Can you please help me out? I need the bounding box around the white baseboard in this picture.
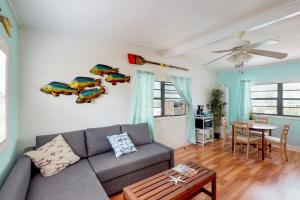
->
[287,144,300,152]
[172,141,190,149]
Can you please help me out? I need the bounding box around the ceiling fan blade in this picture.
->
[204,52,233,66]
[211,49,233,53]
[248,49,288,59]
[251,39,279,49]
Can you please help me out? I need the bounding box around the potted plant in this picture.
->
[206,88,227,139]
[248,111,254,126]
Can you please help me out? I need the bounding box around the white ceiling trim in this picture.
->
[162,0,300,57]
[7,0,21,26]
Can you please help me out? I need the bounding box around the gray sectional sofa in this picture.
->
[0,123,174,200]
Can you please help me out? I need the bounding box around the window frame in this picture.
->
[251,82,300,117]
[0,37,8,147]
[154,81,186,118]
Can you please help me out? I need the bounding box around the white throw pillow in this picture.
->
[106,132,137,158]
[24,135,80,177]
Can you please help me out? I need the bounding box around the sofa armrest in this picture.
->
[23,146,35,153]
[23,147,40,176]
[154,141,174,168]
[0,155,32,200]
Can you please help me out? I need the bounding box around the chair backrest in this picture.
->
[233,121,250,137]
[280,124,290,145]
[221,117,227,134]
[254,117,269,124]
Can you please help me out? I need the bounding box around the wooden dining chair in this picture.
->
[264,124,290,163]
[233,122,261,160]
[222,118,232,148]
[250,117,270,136]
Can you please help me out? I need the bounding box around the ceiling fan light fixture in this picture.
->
[227,52,253,65]
[235,63,245,74]
[227,52,253,74]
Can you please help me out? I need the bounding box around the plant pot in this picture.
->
[248,120,254,127]
[214,132,220,139]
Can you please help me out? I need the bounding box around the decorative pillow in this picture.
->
[24,135,80,177]
[106,132,137,158]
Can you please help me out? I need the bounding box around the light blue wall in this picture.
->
[0,0,19,187]
[218,61,300,147]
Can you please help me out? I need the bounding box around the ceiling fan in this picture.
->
[204,31,288,73]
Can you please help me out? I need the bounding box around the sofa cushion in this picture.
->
[107,132,137,158]
[85,125,121,156]
[88,143,170,182]
[26,159,109,200]
[0,156,32,200]
[121,123,153,146]
[36,130,87,158]
[26,135,80,177]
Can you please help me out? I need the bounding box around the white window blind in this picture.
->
[251,82,300,117]
[0,48,7,143]
[153,81,186,117]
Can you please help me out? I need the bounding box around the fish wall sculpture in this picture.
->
[90,64,119,76]
[41,62,131,103]
[70,76,101,91]
[105,73,130,85]
[40,82,78,97]
[76,87,106,104]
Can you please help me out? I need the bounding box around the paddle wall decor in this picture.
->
[40,64,130,104]
[128,53,189,71]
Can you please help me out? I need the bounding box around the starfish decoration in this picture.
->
[167,175,186,185]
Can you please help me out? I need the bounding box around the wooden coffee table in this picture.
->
[123,162,216,200]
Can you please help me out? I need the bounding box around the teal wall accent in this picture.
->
[218,61,300,147]
[0,0,19,187]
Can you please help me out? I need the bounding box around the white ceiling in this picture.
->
[10,0,300,71]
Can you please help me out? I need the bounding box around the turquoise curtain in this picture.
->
[130,70,154,137]
[171,76,196,144]
[237,80,251,122]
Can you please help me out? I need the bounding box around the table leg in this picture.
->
[232,124,234,154]
[269,130,272,152]
[262,130,265,160]
[212,175,216,200]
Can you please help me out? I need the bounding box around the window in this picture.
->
[154,81,186,117]
[251,82,300,117]
[251,84,278,115]
[0,46,7,143]
[283,83,300,116]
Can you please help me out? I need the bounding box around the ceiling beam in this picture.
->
[162,0,300,57]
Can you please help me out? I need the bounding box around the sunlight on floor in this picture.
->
[245,172,300,200]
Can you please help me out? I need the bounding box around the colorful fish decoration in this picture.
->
[76,87,106,104]
[0,15,12,38]
[70,76,101,91]
[41,63,130,103]
[40,82,78,97]
[90,64,119,76]
[105,73,130,85]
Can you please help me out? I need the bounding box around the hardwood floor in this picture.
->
[111,140,300,200]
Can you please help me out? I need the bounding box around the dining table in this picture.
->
[231,122,278,160]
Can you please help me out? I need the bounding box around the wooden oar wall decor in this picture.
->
[128,53,189,71]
